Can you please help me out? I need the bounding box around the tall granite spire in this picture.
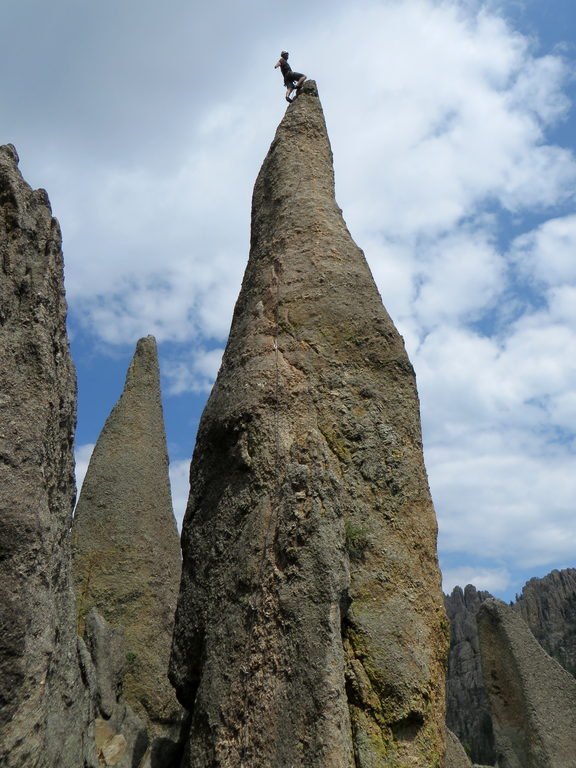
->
[0,145,93,767]
[170,81,447,766]
[72,336,183,754]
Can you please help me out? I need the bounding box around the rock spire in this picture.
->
[170,81,447,766]
[72,335,183,756]
[0,145,93,767]
[477,598,576,768]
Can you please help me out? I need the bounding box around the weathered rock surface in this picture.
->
[445,729,473,768]
[72,336,183,757]
[515,568,576,677]
[477,598,576,768]
[82,608,150,768]
[170,81,447,767]
[0,144,96,767]
[445,586,495,765]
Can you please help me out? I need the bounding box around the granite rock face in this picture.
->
[515,568,576,677]
[0,144,96,767]
[72,336,183,757]
[445,586,495,765]
[477,598,576,768]
[170,81,447,767]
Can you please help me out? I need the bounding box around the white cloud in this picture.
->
[169,458,191,530]
[512,214,576,286]
[4,0,576,599]
[74,443,95,501]
[44,0,573,359]
[442,565,512,595]
[164,347,224,395]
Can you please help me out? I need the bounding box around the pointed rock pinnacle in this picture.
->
[170,81,447,767]
[0,145,93,767]
[72,336,183,750]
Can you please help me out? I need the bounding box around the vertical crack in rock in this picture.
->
[72,335,184,759]
[478,598,576,768]
[170,81,448,767]
[0,144,94,767]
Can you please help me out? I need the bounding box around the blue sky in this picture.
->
[2,0,575,602]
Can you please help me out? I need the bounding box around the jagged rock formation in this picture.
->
[72,336,183,761]
[445,586,495,765]
[0,144,96,767]
[445,729,473,768]
[170,81,447,767]
[515,568,576,676]
[477,598,576,768]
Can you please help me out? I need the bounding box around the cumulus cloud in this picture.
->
[3,0,576,600]
[21,0,574,356]
[164,347,224,395]
[442,565,512,595]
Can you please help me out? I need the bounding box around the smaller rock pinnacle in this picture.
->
[72,335,183,754]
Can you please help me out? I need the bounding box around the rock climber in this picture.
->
[274,51,306,103]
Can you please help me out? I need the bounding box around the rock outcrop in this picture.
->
[170,81,447,767]
[477,598,576,768]
[445,586,496,765]
[72,336,183,760]
[515,568,576,676]
[0,144,95,767]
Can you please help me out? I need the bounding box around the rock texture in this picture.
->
[445,586,495,765]
[0,144,95,767]
[477,598,576,768]
[72,336,183,759]
[515,568,576,677]
[170,81,447,767]
[445,729,473,768]
[81,608,150,768]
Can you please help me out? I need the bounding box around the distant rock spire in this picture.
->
[478,598,576,768]
[0,144,93,767]
[170,81,447,767]
[445,585,496,764]
[72,335,183,756]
